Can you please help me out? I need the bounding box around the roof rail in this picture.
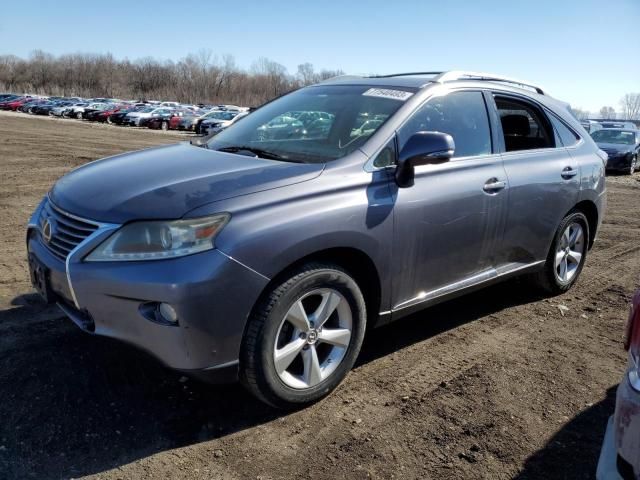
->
[433,71,545,95]
[367,71,444,78]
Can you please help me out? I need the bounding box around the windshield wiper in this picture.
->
[216,146,302,162]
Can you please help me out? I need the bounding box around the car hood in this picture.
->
[50,143,324,223]
[596,142,634,154]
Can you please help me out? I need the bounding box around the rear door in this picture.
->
[488,93,580,268]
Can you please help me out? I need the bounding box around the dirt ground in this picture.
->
[0,110,639,480]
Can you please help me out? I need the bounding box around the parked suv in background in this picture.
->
[26,71,605,408]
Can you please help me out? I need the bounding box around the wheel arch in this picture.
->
[249,247,383,329]
[571,200,598,249]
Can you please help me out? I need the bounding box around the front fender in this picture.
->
[187,160,395,312]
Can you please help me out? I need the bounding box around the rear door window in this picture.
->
[494,96,555,152]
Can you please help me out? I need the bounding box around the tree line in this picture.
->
[572,93,640,121]
[0,50,345,107]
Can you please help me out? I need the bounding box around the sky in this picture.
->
[1,0,638,113]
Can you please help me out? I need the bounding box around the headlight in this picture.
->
[85,214,230,262]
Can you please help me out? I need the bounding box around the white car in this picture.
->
[199,110,248,136]
[66,102,109,119]
[124,107,175,126]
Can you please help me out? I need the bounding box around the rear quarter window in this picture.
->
[549,114,581,147]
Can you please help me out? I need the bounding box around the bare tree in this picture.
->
[0,51,335,106]
[296,63,315,86]
[599,106,616,119]
[620,93,640,120]
[571,107,590,120]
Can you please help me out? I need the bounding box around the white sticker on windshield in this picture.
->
[362,88,413,101]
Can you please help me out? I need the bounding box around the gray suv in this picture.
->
[26,71,606,408]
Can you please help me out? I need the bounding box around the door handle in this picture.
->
[561,166,578,179]
[483,178,507,193]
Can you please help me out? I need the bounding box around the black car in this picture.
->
[17,99,48,113]
[109,108,140,125]
[31,100,73,116]
[592,128,640,174]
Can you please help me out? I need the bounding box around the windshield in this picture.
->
[592,129,636,145]
[206,85,415,163]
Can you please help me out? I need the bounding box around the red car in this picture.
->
[93,107,123,123]
[147,112,187,130]
[169,115,182,130]
[597,289,640,479]
[0,96,33,111]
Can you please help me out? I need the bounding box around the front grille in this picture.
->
[602,148,621,157]
[38,200,98,261]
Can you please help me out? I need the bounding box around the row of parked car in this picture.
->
[0,93,251,136]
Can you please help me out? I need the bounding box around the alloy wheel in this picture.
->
[273,288,352,389]
[554,222,585,283]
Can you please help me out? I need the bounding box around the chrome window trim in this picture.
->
[364,86,494,173]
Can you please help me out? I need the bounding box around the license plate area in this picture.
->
[28,253,55,304]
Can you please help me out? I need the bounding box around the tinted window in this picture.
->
[398,91,491,158]
[550,114,580,147]
[495,97,554,152]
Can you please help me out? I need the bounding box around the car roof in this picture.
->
[317,70,547,95]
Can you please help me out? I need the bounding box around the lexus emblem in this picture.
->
[42,218,53,244]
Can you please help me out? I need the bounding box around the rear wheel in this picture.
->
[161,120,169,131]
[240,263,366,409]
[532,211,589,295]
[629,155,637,175]
[75,111,83,120]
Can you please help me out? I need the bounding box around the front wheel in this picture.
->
[75,111,83,120]
[629,155,637,175]
[532,211,589,295]
[240,263,366,409]
[161,120,169,131]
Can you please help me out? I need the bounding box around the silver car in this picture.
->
[26,71,606,408]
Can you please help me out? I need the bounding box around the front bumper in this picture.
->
[606,154,633,172]
[26,203,269,379]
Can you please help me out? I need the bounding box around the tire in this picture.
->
[75,111,83,120]
[240,263,366,409]
[629,155,637,175]
[531,211,589,295]
[106,116,113,125]
[161,121,168,131]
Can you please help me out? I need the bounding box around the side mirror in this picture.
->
[395,131,455,188]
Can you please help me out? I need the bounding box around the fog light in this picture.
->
[158,303,178,324]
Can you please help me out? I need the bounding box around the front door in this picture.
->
[390,89,508,314]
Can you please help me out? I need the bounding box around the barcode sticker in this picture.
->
[362,88,413,101]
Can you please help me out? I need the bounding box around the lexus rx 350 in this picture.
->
[26,71,606,408]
